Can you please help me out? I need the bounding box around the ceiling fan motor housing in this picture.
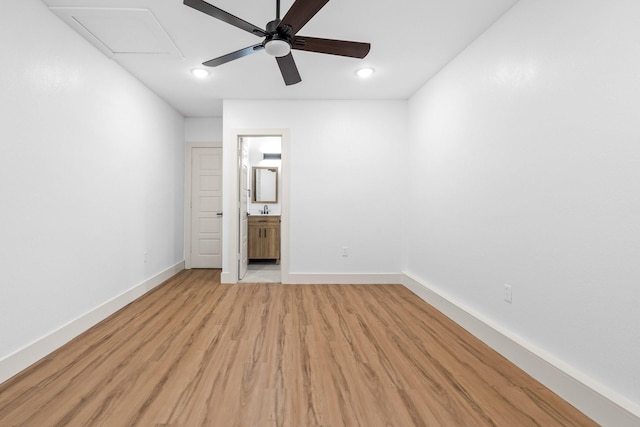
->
[264,19,293,57]
[265,19,280,34]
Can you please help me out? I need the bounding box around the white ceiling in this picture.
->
[42,0,519,117]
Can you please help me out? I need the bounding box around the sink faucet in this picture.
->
[263,205,269,214]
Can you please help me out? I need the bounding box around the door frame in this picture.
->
[221,129,290,284]
[238,137,249,280]
[185,141,222,269]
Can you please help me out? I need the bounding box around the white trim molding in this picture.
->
[285,273,402,285]
[401,273,640,427]
[0,261,185,385]
[220,271,236,284]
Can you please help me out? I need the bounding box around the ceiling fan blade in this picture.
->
[276,53,302,85]
[292,36,370,58]
[279,0,329,35]
[203,44,265,67]
[184,0,267,37]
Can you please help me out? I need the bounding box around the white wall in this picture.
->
[185,117,222,144]
[407,0,640,415]
[223,100,406,279]
[0,0,184,380]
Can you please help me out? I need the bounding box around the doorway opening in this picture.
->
[238,136,283,283]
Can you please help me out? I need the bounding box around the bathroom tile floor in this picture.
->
[239,261,281,283]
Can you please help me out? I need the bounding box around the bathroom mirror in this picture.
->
[252,167,278,203]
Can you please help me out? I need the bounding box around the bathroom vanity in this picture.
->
[248,215,280,262]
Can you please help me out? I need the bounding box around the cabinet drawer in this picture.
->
[248,216,280,224]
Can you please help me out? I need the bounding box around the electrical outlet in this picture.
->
[341,247,349,257]
[504,284,512,303]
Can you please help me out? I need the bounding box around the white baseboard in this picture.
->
[0,261,185,385]
[284,273,402,285]
[222,271,402,285]
[401,273,640,427]
[220,270,235,284]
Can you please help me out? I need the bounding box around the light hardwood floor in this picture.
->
[0,269,597,426]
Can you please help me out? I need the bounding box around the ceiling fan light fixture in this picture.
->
[356,67,375,79]
[265,39,291,57]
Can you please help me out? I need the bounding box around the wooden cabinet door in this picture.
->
[262,224,280,259]
[248,223,261,259]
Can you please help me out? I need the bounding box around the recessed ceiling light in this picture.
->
[191,68,210,79]
[356,67,375,79]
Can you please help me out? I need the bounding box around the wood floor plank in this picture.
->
[0,270,598,426]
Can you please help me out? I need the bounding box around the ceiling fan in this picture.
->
[183,0,371,85]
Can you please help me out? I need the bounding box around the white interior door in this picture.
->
[239,138,249,279]
[191,147,222,268]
